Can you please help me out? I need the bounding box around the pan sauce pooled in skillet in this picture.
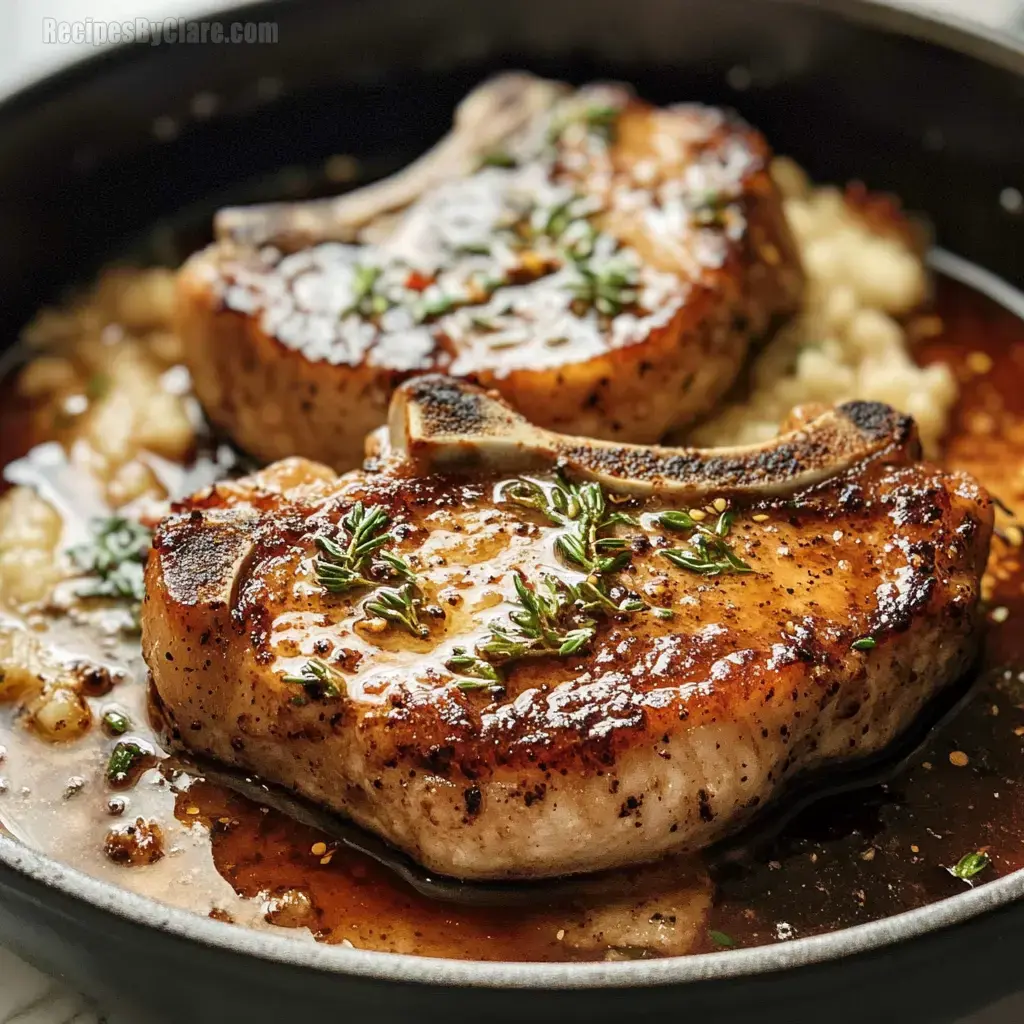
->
[177,73,803,469]
[142,376,992,881]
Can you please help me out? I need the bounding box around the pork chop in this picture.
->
[143,377,991,880]
[177,74,803,469]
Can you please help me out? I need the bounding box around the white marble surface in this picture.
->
[2,0,1024,1021]
[0,947,99,1023]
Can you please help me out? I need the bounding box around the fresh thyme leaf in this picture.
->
[364,583,428,639]
[477,574,597,664]
[480,149,517,169]
[950,851,990,881]
[345,263,393,319]
[566,256,640,318]
[101,709,131,736]
[314,502,393,593]
[446,647,503,688]
[548,102,620,144]
[660,507,752,577]
[378,549,418,584]
[280,657,344,700]
[657,510,696,532]
[70,517,152,617]
[851,637,877,652]
[106,741,150,787]
[709,930,737,949]
[414,292,458,323]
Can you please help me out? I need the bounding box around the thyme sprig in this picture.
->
[548,102,621,144]
[365,583,428,639]
[448,477,657,689]
[344,264,393,318]
[446,647,502,689]
[314,502,400,593]
[314,503,427,637]
[70,517,152,627]
[659,508,753,577]
[950,850,991,882]
[566,256,640,318]
[484,574,597,662]
[500,474,637,578]
[281,657,344,703]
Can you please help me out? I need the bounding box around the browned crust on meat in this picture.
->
[143,403,992,878]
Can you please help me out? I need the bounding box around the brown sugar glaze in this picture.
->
[1,270,1023,961]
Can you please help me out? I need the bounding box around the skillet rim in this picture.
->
[1,0,1024,989]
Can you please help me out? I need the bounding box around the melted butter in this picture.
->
[218,93,755,376]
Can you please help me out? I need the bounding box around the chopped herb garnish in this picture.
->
[414,292,458,323]
[281,658,344,701]
[314,503,430,638]
[314,502,395,593]
[566,256,640,318]
[445,647,503,689]
[500,475,636,578]
[851,637,877,652]
[364,582,428,639]
[344,264,392,318]
[709,930,737,948]
[480,149,517,169]
[660,508,753,577]
[106,741,149,787]
[70,517,152,621]
[950,851,991,881]
[549,102,621,144]
[480,573,597,663]
[101,709,131,736]
[657,510,697,532]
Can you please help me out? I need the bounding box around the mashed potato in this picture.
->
[17,267,194,507]
[691,158,956,455]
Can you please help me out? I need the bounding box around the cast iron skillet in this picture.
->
[1,1,1024,1021]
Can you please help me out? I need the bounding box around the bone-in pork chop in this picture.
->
[142,378,991,880]
[177,74,803,469]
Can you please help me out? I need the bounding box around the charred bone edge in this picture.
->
[382,375,920,498]
[213,72,567,250]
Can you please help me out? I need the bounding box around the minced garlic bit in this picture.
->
[712,497,728,513]
[949,750,969,767]
[688,509,707,522]
[752,513,769,523]
[186,806,200,816]
[990,606,1010,624]
[556,928,566,941]
[311,841,328,856]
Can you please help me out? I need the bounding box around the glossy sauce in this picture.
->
[0,272,1023,960]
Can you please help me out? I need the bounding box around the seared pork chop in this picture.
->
[143,378,991,880]
[177,74,803,469]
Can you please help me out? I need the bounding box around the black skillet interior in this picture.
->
[1,1,1024,1022]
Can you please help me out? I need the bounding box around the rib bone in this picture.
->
[214,73,566,251]
[385,374,920,499]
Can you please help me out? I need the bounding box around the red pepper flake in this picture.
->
[404,271,433,292]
